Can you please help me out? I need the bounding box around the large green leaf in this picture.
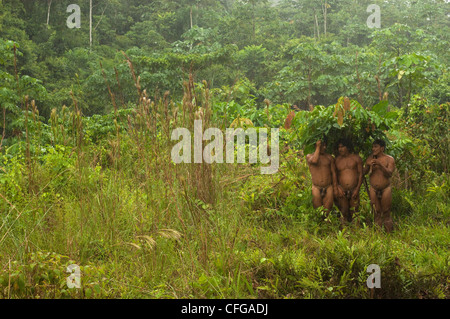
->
[371,100,389,117]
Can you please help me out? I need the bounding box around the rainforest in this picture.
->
[0,0,448,300]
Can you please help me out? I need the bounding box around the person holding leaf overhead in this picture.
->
[306,139,338,217]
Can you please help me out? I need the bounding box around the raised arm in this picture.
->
[306,140,321,165]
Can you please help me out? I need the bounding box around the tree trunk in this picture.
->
[89,0,93,49]
[46,0,52,25]
[307,63,312,107]
[313,15,316,39]
[355,51,364,107]
[252,2,256,41]
[314,13,320,40]
[406,77,412,106]
[322,0,327,36]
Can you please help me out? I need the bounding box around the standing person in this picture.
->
[306,139,338,217]
[363,139,396,232]
[334,139,363,224]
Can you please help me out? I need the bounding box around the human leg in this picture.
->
[380,186,393,233]
[369,187,383,228]
[311,185,323,209]
[337,196,351,223]
[322,186,334,217]
[348,194,360,223]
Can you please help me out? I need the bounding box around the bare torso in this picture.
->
[366,154,394,190]
[335,154,361,191]
[307,154,333,187]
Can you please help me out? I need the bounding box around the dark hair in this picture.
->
[337,138,352,150]
[373,139,386,148]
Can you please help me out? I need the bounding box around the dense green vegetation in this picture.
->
[0,0,448,299]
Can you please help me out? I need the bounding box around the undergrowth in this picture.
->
[0,67,448,299]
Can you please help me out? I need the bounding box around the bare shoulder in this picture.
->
[352,153,363,162]
[384,154,395,164]
[306,153,313,164]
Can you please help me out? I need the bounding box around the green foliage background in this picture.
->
[0,0,448,299]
